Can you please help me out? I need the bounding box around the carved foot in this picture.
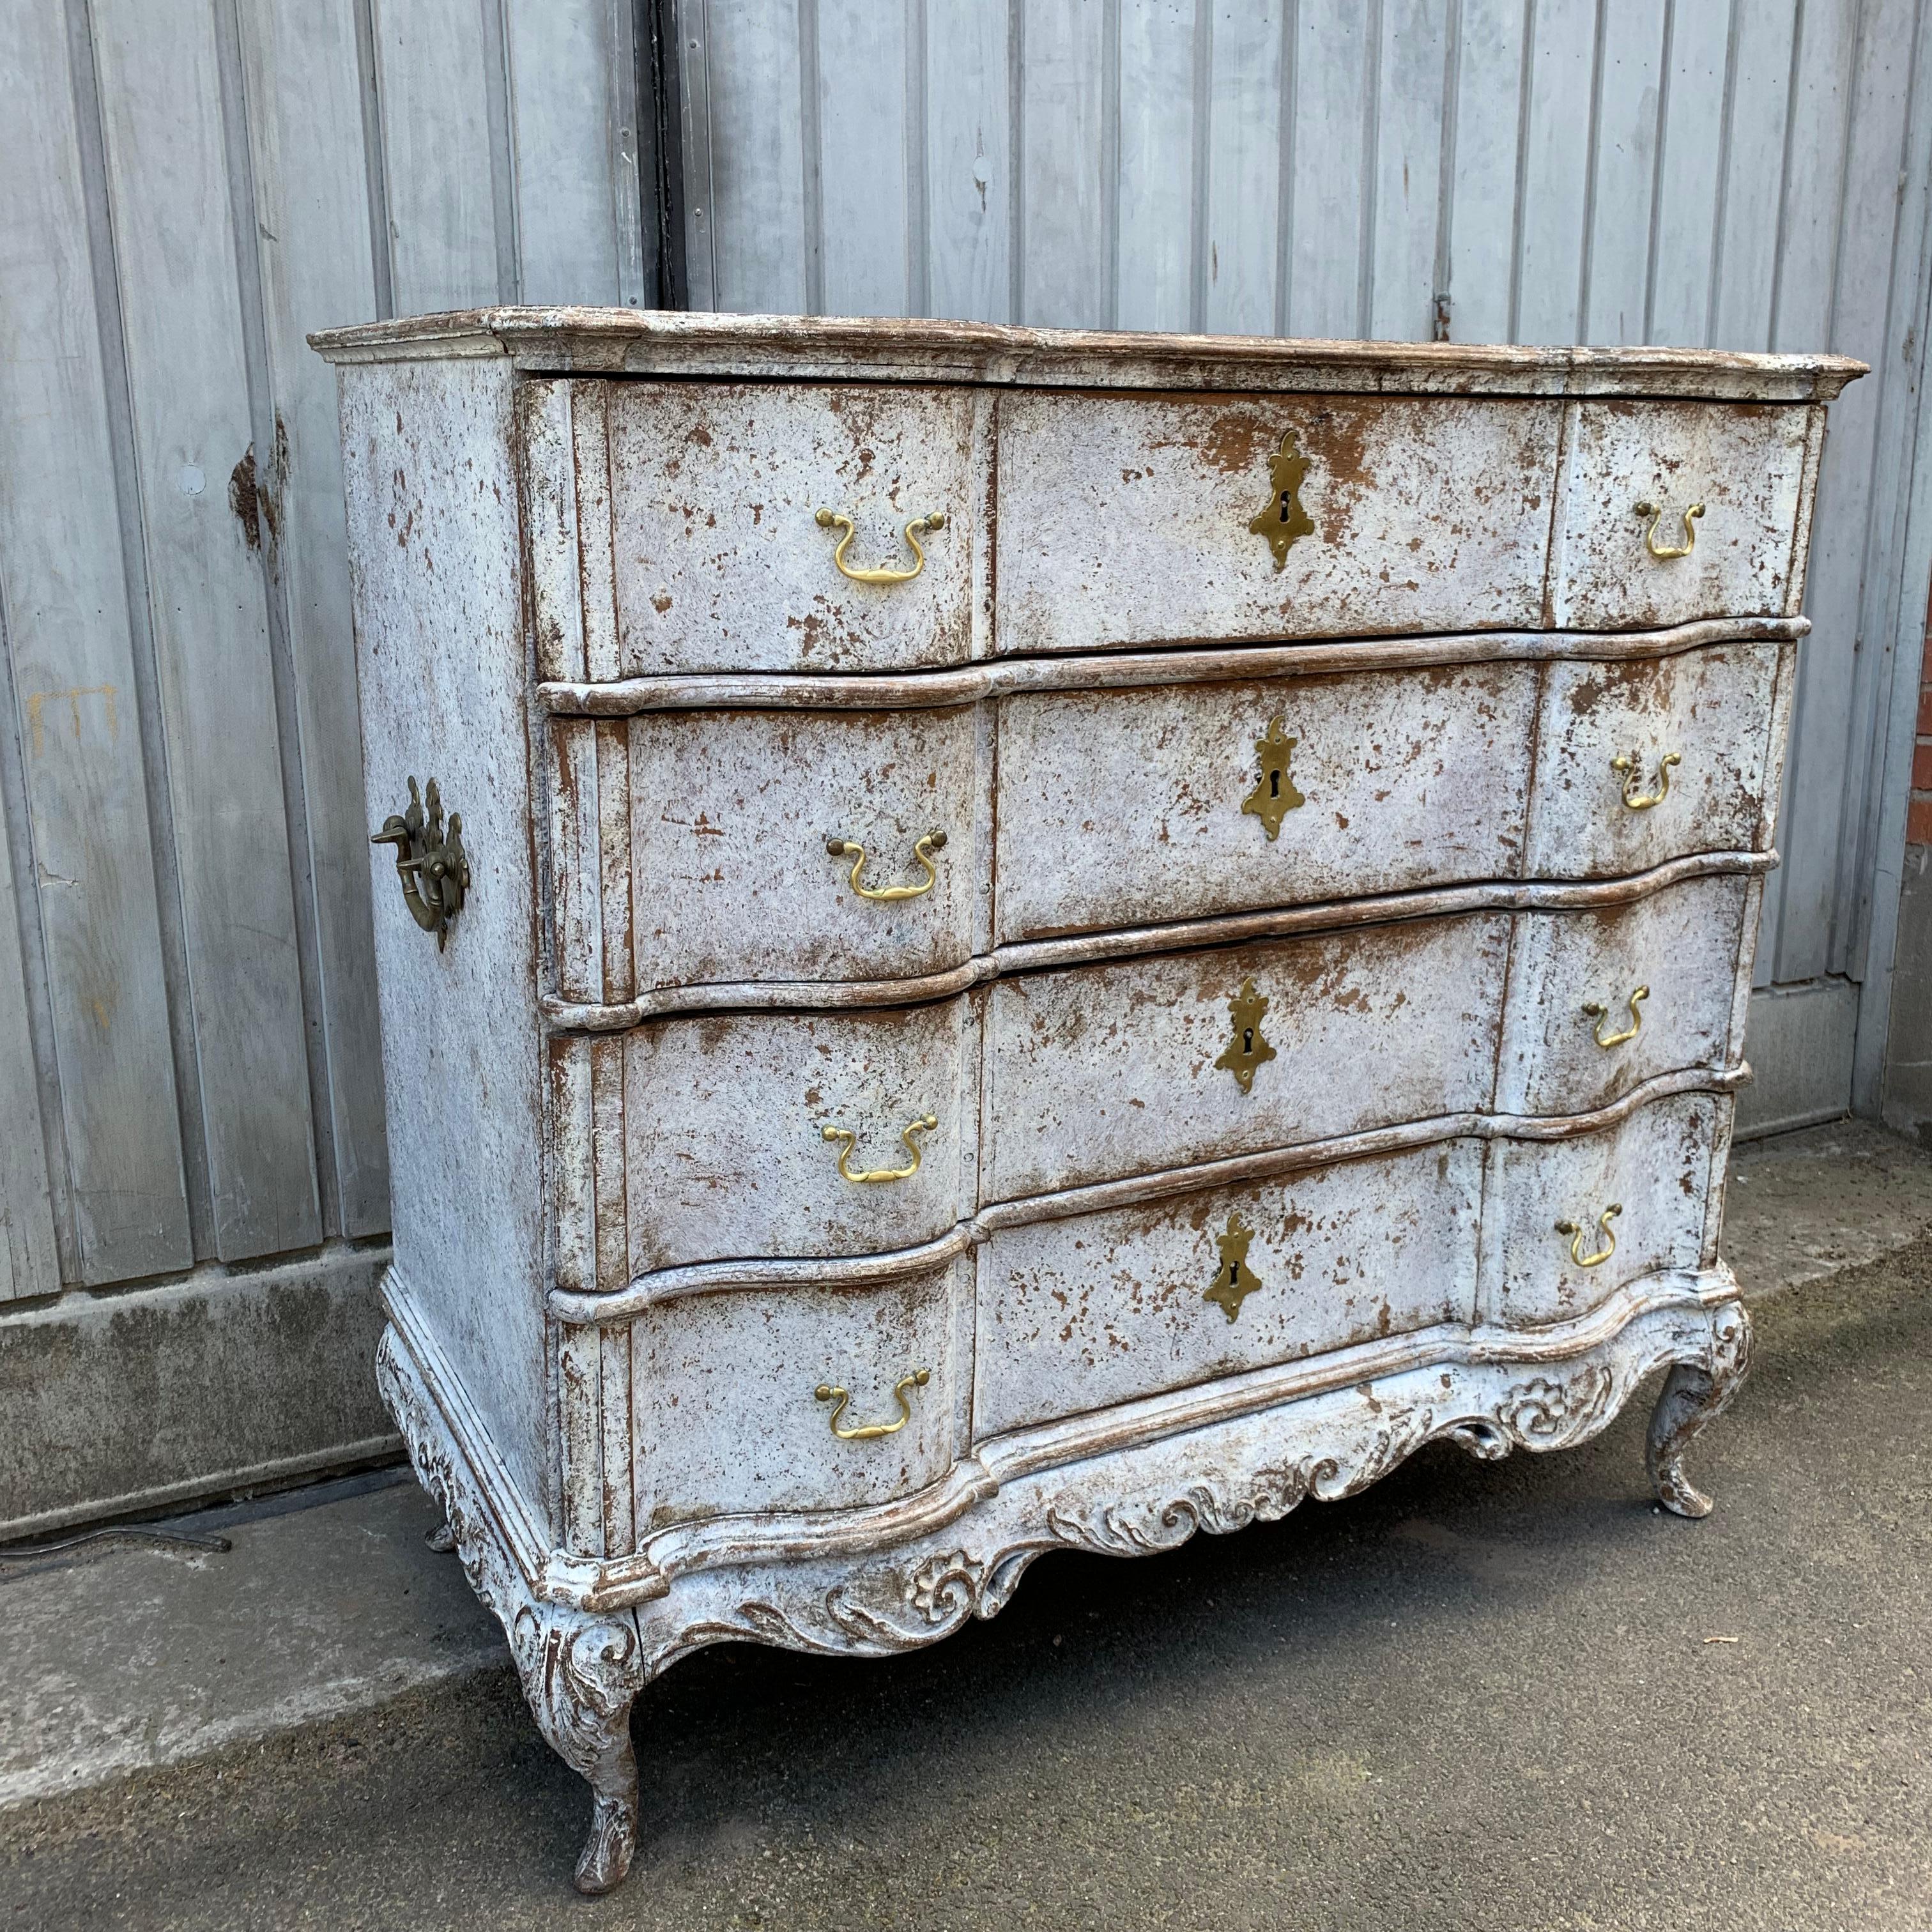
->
[1646,1300,1753,1518]
[506,1603,648,1895]
[424,1516,457,1553]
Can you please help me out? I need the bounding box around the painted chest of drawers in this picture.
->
[312,310,1860,1894]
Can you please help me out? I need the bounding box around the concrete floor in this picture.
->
[3,1124,1929,1929]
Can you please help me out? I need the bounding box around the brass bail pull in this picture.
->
[1635,499,1705,560]
[1554,1203,1623,1269]
[815,1368,930,1441]
[822,1114,938,1184]
[815,506,946,585]
[826,831,947,901]
[1582,986,1648,1049]
[1611,751,1680,811]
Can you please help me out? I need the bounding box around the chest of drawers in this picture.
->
[312,310,1860,1894]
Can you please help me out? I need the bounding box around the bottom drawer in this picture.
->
[1482,1091,1728,1328]
[973,1142,1486,1439]
[631,1261,962,1531]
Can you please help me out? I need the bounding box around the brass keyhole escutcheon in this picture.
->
[1204,1212,1265,1323]
[1247,429,1315,568]
[1241,717,1305,840]
[1215,977,1278,1094]
[371,775,469,951]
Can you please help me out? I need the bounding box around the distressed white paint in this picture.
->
[1480,1092,1728,1328]
[1524,641,1784,878]
[1551,402,1815,629]
[324,307,1832,1892]
[995,393,1563,653]
[679,0,1932,1124]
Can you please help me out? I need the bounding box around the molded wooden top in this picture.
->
[309,306,1866,402]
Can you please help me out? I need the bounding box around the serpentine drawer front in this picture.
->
[316,308,1857,1897]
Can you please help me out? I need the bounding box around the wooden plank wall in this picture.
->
[679,0,1932,1130]
[0,0,650,1301]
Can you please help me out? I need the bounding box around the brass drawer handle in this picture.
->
[1583,986,1648,1048]
[371,776,469,951]
[1635,499,1705,559]
[815,1368,930,1441]
[815,506,946,585]
[826,831,946,901]
[823,1114,937,1183]
[1555,1204,1622,1268]
[1611,751,1680,810]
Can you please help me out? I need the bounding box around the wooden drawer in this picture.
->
[995,393,1563,654]
[1550,402,1813,629]
[984,913,1510,1201]
[1522,641,1784,879]
[614,1003,978,1274]
[995,663,1538,942]
[1496,874,1754,1118]
[525,379,986,678]
[973,1142,1485,1438]
[630,1264,960,1529]
[549,705,989,1003]
[1481,1092,1728,1330]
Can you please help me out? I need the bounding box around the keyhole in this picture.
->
[1227,1262,1239,1286]
[1278,492,1292,522]
[1269,771,1280,799]
[1242,1028,1254,1054]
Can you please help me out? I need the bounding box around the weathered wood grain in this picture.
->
[235,0,391,1239]
[92,0,321,1262]
[0,0,193,1286]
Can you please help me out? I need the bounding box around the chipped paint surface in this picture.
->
[1524,643,1780,878]
[1551,402,1812,629]
[996,393,1563,654]
[974,1142,1485,1438]
[599,381,984,675]
[631,1265,960,1528]
[997,664,1537,942]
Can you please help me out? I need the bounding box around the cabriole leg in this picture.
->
[506,1603,649,1895]
[1646,1300,1753,1519]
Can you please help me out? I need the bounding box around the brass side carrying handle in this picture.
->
[1611,751,1680,811]
[815,506,946,585]
[826,831,947,901]
[1554,1204,1622,1269]
[371,775,469,951]
[815,1368,930,1441]
[1583,986,1648,1049]
[822,1114,937,1184]
[1635,500,1705,559]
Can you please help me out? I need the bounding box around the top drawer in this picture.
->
[522,378,987,679]
[1549,401,1814,629]
[994,393,1563,654]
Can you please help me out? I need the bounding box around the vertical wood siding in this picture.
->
[679,0,1932,1126]
[0,0,649,1298]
